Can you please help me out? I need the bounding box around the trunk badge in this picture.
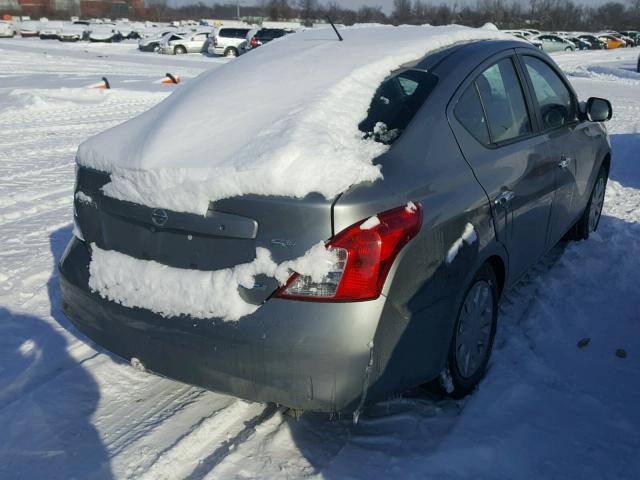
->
[151,209,169,227]
[270,238,296,248]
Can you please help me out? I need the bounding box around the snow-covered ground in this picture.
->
[0,41,639,479]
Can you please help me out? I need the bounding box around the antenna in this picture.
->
[326,16,343,42]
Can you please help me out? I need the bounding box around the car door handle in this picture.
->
[493,190,515,207]
[559,155,573,169]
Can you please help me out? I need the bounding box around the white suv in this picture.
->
[208,27,255,57]
[159,31,211,55]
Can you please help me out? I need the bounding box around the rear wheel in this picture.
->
[564,46,572,51]
[174,45,187,55]
[435,264,498,398]
[224,47,238,57]
[567,165,608,241]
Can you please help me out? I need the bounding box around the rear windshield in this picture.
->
[219,28,250,38]
[359,69,438,145]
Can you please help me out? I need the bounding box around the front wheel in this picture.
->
[174,46,187,55]
[567,165,608,241]
[564,46,572,51]
[437,264,498,398]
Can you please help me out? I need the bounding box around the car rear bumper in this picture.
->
[59,238,385,412]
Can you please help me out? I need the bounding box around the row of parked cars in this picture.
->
[0,18,155,42]
[503,28,640,52]
[143,26,295,57]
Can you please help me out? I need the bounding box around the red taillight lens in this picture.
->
[213,37,218,47]
[250,36,258,48]
[275,203,422,302]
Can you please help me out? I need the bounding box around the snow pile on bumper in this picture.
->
[88,242,336,321]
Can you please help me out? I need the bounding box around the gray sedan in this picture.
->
[60,39,612,415]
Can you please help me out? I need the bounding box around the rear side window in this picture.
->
[359,69,438,145]
[476,59,532,143]
[455,85,491,145]
[523,56,576,130]
[220,28,250,38]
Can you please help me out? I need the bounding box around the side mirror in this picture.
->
[585,97,612,122]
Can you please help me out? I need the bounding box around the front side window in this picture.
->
[523,56,576,130]
[359,69,438,145]
[476,58,532,143]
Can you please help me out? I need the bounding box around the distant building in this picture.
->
[2,0,144,18]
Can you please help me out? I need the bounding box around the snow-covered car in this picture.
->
[39,21,64,39]
[61,27,613,415]
[58,22,87,42]
[208,27,254,57]
[158,31,210,54]
[534,34,576,52]
[138,29,176,52]
[19,21,40,37]
[88,24,122,43]
[0,20,15,38]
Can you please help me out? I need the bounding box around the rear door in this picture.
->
[517,52,596,245]
[448,51,556,282]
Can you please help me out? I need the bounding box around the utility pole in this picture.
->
[237,0,240,20]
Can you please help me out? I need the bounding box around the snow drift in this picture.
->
[77,25,508,215]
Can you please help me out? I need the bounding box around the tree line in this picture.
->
[148,0,640,31]
[6,0,639,31]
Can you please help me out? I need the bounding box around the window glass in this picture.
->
[476,58,532,143]
[523,56,576,130]
[455,84,490,145]
[359,69,438,145]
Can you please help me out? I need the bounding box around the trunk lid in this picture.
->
[75,166,334,284]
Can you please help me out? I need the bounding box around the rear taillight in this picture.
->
[250,36,258,48]
[213,37,218,47]
[274,203,422,302]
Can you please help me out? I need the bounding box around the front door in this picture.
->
[518,53,593,245]
[448,54,557,282]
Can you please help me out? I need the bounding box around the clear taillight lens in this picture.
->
[274,203,422,302]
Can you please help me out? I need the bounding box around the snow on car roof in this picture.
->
[78,25,507,215]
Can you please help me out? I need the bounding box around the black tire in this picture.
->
[564,46,572,51]
[174,46,187,55]
[428,263,499,398]
[566,165,608,241]
[224,47,238,57]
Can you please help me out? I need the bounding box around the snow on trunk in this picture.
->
[77,25,509,215]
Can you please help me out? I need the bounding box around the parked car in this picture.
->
[578,34,607,50]
[598,34,625,49]
[564,35,590,50]
[619,31,640,43]
[88,24,122,43]
[19,20,40,37]
[0,20,15,37]
[248,27,294,48]
[510,32,543,49]
[138,29,176,52]
[534,34,576,52]
[158,30,211,54]
[38,21,64,40]
[208,27,254,57]
[61,30,613,414]
[58,22,87,42]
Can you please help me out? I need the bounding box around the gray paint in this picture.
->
[60,39,611,413]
